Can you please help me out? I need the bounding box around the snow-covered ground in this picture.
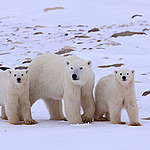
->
[0,0,150,149]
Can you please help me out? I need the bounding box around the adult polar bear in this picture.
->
[29,53,95,124]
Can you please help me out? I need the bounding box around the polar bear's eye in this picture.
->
[21,74,24,76]
[127,73,129,75]
[120,73,122,76]
[14,74,16,77]
[70,67,73,70]
[80,67,83,70]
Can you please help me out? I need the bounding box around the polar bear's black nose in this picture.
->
[17,78,21,83]
[122,76,127,81]
[72,74,77,80]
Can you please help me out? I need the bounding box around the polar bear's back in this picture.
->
[29,53,65,103]
[96,74,116,90]
[95,74,117,105]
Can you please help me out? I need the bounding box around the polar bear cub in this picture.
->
[94,69,141,126]
[5,70,37,125]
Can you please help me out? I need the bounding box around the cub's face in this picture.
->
[114,69,135,86]
[65,58,92,86]
[8,70,28,85]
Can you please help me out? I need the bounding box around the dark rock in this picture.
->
[98,63,124,68]
[112,31,146,38]
[0,67,10,71]
[142,91,150,96]
[88,28,100,33]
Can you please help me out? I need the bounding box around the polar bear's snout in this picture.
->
[17,77,21,83]
[122,76,127,81]
[72,73,79,80]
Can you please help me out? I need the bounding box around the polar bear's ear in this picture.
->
[114,70,118,74]
[131,70,135,74]
[87,61,92,66]
[66,61,70,65]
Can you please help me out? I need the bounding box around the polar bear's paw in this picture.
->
[9,121,24,125]
[129,122,142,126]
[111,121,126,125]
[94,115,108,121]
[50,117,67,121]
[118,121,126,125]
[24,119,38,125]
[81,115,93,123]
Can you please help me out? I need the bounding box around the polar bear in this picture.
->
[94,69,141,126]
[0,71,9,120]
[29,53,95,124]
[5,70,37,125]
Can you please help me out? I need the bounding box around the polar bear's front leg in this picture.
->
[125,97,141,126]
[81,79,95,123]
[64,97,82,124]
[5,95,20,125]
[44,99,66,120]
[21,95,37,125]
[63,79,82,124]
[81,93,95,123]
[63,84,82,124]
[109,103,125,125]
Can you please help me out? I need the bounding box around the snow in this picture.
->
[0,0,150,149]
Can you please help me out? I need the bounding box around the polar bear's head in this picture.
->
[65,56,92,86]
[114,69,135,86]
[8,70,29,85]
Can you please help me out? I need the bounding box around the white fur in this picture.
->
[0,71,9,120]
[5,70,36,125]
[29,53,95,124]
[94,69,140,125]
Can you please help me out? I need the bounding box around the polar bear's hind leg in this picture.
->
[44,99,66,120]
